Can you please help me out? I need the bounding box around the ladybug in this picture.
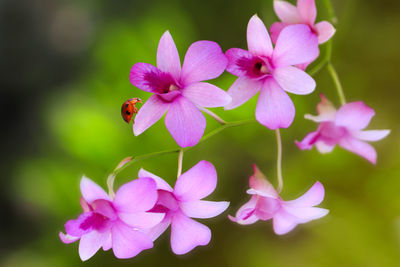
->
[121,98,142,123]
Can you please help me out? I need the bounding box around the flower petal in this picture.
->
[284,181,325,207]
[174,160,217,202]
[165,96,206,147]
[273,66,316,95]
[225,48,255,77]
[118,211,165,229]
[247,15,273,57]
[225,77,262,110]
[80,176,110,204]
[248,164,278,198]
[138,168,173,191]
[295,131,319,150]
[270,22,288,44]
[182,82,231,108]
[273,0,302,23]
[272,211,298,235]
[180,200,229,219]
[157,31,181,80]
[314,21,336,44]
[144,217,172,241]
[114,178,158,213]
[315,141,335,153]
[255,79,295,129]
[59,232,80,244]
[170,212,211,255]
[283,206,329,223]
[297,0,317,25]
[130,63,171,93]
[272,24,319,67]
[133,95,170,136]
[335,101,375,130]
[180,41,227,85]
[79,231,108,261]
[304,94,337,122]
[353,130,390,142]
[228,195,259,225]
[339,137,377,164]
[111,221,153,259]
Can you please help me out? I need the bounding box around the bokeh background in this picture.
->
[1,0,399,266]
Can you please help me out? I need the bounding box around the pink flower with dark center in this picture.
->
[296,95,390,164]
[137,160,229,254]
[229,165,328,235]
[270,0,336,45]
[130,31,231,147]
[59,176,164,261]
[225,15,319,129]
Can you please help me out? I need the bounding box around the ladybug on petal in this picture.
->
[121,98,142,123]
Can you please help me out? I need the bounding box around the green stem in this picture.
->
[275,129,283,193]
[327,63,346,105]
[177,149,183,178]
[200,108,227,125]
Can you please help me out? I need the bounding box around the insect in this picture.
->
[121,98,142,123]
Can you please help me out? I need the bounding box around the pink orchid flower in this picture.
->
[130,31,231,147]
[59,176,164,261]
[296,95,390,164]
[270,0,336,45]
[225,15,319,129]
[229,165,328,235]
[137,160,229,254]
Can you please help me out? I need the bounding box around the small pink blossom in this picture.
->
[296,95,390,164]
[138,160,229,254]
[59,176,164,261]
[130,31,231,147]
[225,15,319,129]
[270,0,336,45]
[229,165,328,235]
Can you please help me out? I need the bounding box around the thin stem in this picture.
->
[200,108,227,125]
[323,0,337,24]
[327,63,346,105]
[275,129,283,193]
[107,174,116,199]
[177,149,183,178]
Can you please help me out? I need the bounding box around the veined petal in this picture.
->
[353,129,390,142]
[181,41,227,85]
[144,217,172,241]
[339,137,377,164]
[297,0,317,25]
[247,15,273,57]
[59,232,80,244]
[255,79,295,129]
[225,77,262,110]
[273,210,298,235]
[79,231,108,261]
[270,22,288,44]
[273,66,316,95]
[273,0,302,23]
[284,181,325,207]
[272,24,319,67]
[138,168,173,191]
[228,195,259,225]
[118,211,165,229]
[165,96,206,147]
[157,31,181,80]
[130,63,172,93]
[180,200,229,219]
[182,82,231,108]
[225,48,255,77]
[174,160,217,201]
[170,212,211,255]
[335,101,375,130]
[133,95,170,136]
[80,176,110,204]
[314,21,336,44]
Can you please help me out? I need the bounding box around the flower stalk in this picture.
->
[177,149,184,178]
[275,129,283,193]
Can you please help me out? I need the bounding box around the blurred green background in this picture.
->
[1,0,399,266]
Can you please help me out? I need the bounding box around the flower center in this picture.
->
[80,212,109,231]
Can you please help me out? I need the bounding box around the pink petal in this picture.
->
[272,211,298,235]
[339,137,377,164]
[335,101,375,130]
[255,79,295,129]
[270,22,288,44]
[90,199,117,219]
[284,181,325,207]
[180,41,227,85]
[59,232,80,244]
[174,160,217,202]
[79,231,108,261]
[144,217,172,241]
[225,77,262,110]
[111,220,153,259]
[254,197,281,220]
[353,130,390,142]
[118,211,165,229]
[170,212,211,255]
[283,206,329,223]
[182,82,232,108]
[180,200,229,219]
[315,141,335,153]
[247,15,273,57]
[272,24,319,67]
[80,176,110,204]
[295,131,319,150]
[304,94,337,122]
[248,164,278,198]
[138,168,173,191]
[133,95,170,136]
[102,233,112,251]
[273,0,302,23]
[80,197,91,212]
[130,63,165,93]
[273,66,316,94]
[225,48,255,77]
[297,0,317,25]
[157,31,181,80]
[314,21,336,44]
[228,195,259,225]
[165,96,206,147]
[114,178,158,213]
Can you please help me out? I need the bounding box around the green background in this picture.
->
[1,0,399,266]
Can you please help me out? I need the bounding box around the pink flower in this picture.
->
[130,31,231,147]
[270,0,336,45]
[59,176,164,261]
[296,95,390,164]
[225,15,319,129]
[229,165,328,235]
[138,160,229,254]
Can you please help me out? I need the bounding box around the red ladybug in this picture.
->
[121,98,142,123]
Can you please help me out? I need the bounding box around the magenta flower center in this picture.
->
[319,122,348,144]
[80,212,109,231]
[144,71,181,94]
[237,56,274,79]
